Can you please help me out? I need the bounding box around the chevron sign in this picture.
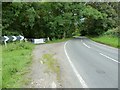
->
[1,35,24,45]
[1,35,24,42]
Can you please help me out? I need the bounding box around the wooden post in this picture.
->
[47,37,50,41]
[4,41,7,47]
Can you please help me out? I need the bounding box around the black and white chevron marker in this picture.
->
[1,36,24,45]
[12,36,17,41]
[19,35,24,41]
[4,36,9,42]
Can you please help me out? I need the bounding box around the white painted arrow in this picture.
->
[19,35,24,41]
[4,36,9,42]
[12,36,17,41]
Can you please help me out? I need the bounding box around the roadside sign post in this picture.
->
[19,35,24,43]
[4,41,7,46]
[4,36,9,46]
[2,36,24,45]
[47,37,50,41]
[24,38,27,42]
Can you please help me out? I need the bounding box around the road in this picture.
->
[64,37,118,88]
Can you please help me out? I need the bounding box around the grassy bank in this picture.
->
[2,42,34,88]
[46,38,72,44]
[0,45,2,89]
[90,35,119,48]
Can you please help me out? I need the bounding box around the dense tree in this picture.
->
[2,2,119,39]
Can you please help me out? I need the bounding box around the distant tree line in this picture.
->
[2,2,119,39]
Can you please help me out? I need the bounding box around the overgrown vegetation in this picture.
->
[42,54,60,80]
[1,2,119,88]
[104,27,119,37]
[47,38,72,44]
[0,45,2,89]
[90,27,119,48]
[2,42,34,88]
[91,35,119,48]
[2,2,119,40]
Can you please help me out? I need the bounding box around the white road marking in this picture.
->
[83,42,91,48]
[81,39,90,48]
[64,41,88,88]
[90,39,118,50]
[51,81,56,88]
[99,53,120,63]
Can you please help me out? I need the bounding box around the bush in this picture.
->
[104,27,119,37]
[3,42,34,52]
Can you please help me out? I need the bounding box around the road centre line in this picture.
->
[83,42,91,48]
[64,41,88,88]
[99,53,119,63]
[82,39,118,63]
[81,39,91,48]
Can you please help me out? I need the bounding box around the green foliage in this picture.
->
[80,2,118,36]
[2,2,119,38]
[72,28,81,36]
[3,42,34,51]
[104,27,119,37]
[2,42,34,88]
[0,45,2,89]
[91,35,119,48]
[82,5,107,19]
[46,38,72,44]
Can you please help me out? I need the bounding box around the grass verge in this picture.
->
[2,42,34,88]
[0,45,2,89]
[46,38,72,44]
[90,35,119,48]
[42,54,60,80]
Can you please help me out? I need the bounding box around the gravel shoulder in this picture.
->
[25,42,81,88]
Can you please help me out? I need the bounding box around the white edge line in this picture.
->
[90,39,118,50]
[99,53,120,63]
[83,42,91,48]
[64,41,88,88]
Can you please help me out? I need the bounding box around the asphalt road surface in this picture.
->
[64,36,118,88]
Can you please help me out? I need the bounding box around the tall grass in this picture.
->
[0,45,2,89]
[47,38,72,44]
[2,42,34,88]
[91,35,119,48]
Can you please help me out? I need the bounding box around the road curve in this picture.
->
[64,37,118,88]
